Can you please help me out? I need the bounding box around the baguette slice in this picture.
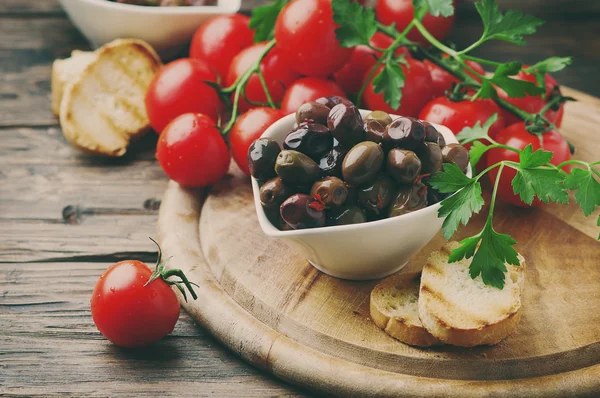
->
[51,50,96,116]
[370,271,441,347]
[59,39,162,156]
[418,242,526,347]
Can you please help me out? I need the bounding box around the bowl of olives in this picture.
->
[248,96,471,281]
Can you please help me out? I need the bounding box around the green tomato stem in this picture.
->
[462,55,501,67]
[413,19,457,57]
[456,38,486,56]
[256,69,276,108]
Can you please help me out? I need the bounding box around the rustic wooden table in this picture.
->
[1,1,598,396]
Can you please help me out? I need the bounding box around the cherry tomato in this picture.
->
[333,45,378,94]
[419,96,505,139]
[487,123,571,207]
[156,113,230,187]
[226,43,300,113]
[424,56,485,98]
[189,14,254,80]
[376,0,456,45]
[362,58,433,117]
[497,69,565,127]
[369,32,411,57]
[91,260,180,348]
[275,0,352,77]
[145,58,223,134]
[281,78,346,115]
[230,107,285,175]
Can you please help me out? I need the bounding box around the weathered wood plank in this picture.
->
[0,261,305,397]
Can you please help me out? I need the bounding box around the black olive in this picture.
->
[422,121,440,143]
[259,177,293,210]
[283,123,333,160]
[357,175,395,216]
[327,205,366,226]
[389,183,428,217]
[363,119,386,144]
[416,142,443,176]
[317,145,347,178]
[383,116,425,150]
[387,149,422,185]
[315,95,350,109]
[248,137,281,181]
[280,194,326,229]
[310,177,348,208]
[441,143,470,173]
[296,101,331,125]
[327,103,365,149]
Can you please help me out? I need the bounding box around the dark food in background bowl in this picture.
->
[112,0,217,6]
[248,97,470,231]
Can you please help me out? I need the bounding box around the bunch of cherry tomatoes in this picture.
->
[146,0,568,207]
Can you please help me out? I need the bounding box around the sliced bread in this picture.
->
[51,50,96,116]
[370,271,441,347]
[418,242,526,347]
[59,39,162,156]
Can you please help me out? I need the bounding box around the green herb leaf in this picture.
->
[413,0,455,18]
[429,163,474,193]
[469,141,490,169]
[564,168,600,216]
[473,80,498,100]
[456,113,499,144]
[437,181,485,239]
[372,61,405,110]
[249,0,288,42]
[511,146,568,205]
[475,0,544,46]
[332,0,378,47]
[489,62,546,98]
[525,56,573,74]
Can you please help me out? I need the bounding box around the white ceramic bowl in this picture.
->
[251,111,472,281]
[59,0,242,59]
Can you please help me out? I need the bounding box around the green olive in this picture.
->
[441,143,470,173]
[416,142,443,176]
[259,177,293,210]
[387,149,422,185]
[310,177,348,208]
[248,137,281,181]
[275,150,320,185]
[389,183,428,217]
[357,175,395,216]
[341,141,384,186]
[327,205,366,226]
[365,110,393,126]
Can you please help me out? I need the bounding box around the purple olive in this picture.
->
[280,194,326,229]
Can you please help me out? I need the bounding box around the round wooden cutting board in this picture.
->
[157,87,600,397]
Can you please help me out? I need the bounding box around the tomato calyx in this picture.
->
[146,238,199,302]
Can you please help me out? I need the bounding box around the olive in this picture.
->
[365,110,393,126]
[416,142,443,176]
[248,137,281,181]
[383,116,425,150]
[441,143,470,173]
[387,149,422,185]
[363,119,386,144]
[389,183,428,217]
[259,177,293,210]
[422,121,439,143]
[275,150,320,185]
[342,141,384,186]
[296,101,331,125]
[310,177,348,208]
[315,95,349,109]
[423,177,448,205]
[317,145,347,178]
[327,103,365,149]
[264,207,292,231]
[437,131,447,148]
[283,123,333,160]
[327,205,366,226]
[280,194,326,229]
[357,175,395,216]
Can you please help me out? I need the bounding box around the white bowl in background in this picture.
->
[59,0,242,60]
[251,111,472,281]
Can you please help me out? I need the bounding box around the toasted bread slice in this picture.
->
[418,242,526,347]
[59,39,162,156]
[51,50,96,116]
[370,271,441,347]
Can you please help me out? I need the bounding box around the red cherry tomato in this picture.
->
[91,260,180,348]
[156,113,230,187]
[419,96,505,139]
[226,43,300,113]
[275,0,353,77]
[230,107,285,175]
[281,78,346,115]
[497,70,565,127]
[369,32,411,57]
[333,45,378,94]
[487,123,571,207]
[362,58,433,117]
[189,14,254,80]
[145,58,223,134]
[376,0,456,45]
[424,56,485,98]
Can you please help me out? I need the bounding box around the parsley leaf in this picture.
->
[456,113,498,144]
[564,168,600,216]
[332,0,378,47]
[526,56,573,74]
[511,145,568,205]
[475,0,544,46]
[413,0,455,18]
[250,0,288,42]
[429,163,474,193]
[437,180,485,239]
[372,60,406,110]
[489,62,545,98]
[469,141,490,169]
[474,80,498,100]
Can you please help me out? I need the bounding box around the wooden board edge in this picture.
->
[157,180,600,397]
